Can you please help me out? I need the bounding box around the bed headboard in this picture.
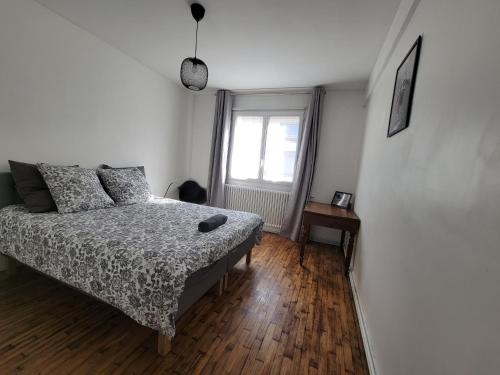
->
[0,172,21,209]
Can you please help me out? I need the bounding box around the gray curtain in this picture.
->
[280,86,325,241]
[207,90,232,207]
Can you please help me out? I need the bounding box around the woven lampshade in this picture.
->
[180,57,208,91]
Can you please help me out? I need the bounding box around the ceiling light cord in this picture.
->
[194,21,199,59]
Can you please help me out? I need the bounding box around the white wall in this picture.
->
[186,90,367,244]
[0,0,190,269]
[353,0,500,374]
[311,90,367,244]
[187,93,216,186]
[0,0,191,192]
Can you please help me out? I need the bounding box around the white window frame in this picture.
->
[226,109,304,191]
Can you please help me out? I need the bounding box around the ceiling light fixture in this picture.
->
[180,3,208,91]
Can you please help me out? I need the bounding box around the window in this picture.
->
[228,111,302,188]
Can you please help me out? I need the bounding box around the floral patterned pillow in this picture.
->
[98,168,151,205]
[37,164,115,213]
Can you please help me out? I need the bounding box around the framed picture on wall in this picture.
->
[387,35,422,137]
[331,191,352,209]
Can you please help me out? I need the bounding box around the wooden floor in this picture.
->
[0,233,368,375]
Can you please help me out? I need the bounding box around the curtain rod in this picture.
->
[229,91,312,96]
[232,107,307,112]
[227,87,313,96]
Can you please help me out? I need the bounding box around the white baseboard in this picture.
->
[311,234,340,246]
[262,227,341,247]
[263,224,280,233]
[350,273,377,375]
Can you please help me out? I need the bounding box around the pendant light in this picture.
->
[180,3,208,91]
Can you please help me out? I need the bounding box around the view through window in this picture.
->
[228,111,302,188]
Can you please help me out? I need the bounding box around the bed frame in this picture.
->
[0,172,255,356]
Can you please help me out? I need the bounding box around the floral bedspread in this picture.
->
[0,198,263,338]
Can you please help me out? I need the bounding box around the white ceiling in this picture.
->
[35,0,401,90]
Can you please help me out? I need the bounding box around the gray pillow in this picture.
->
[37,164,115,213]
[98,168,151,205]
[8,160,78,213]
[100,164,146,176]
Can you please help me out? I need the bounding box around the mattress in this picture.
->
[0,197,263,338]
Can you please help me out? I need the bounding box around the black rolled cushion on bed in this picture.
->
[8,160,78,213]
[198,214,228,232]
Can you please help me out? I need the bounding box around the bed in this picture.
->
[0,172,263,355]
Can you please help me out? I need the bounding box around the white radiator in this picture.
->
[224,184,290,233]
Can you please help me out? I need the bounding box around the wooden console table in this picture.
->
[300,202,360,277]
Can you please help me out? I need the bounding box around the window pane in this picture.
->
[263,116,300,182]
[230,116,263,180]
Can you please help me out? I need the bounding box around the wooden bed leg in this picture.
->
[157,333,171,356]
[223,272,229,290]
[246,249,252,264]
[6,257,16,277]
[215,277,224,296]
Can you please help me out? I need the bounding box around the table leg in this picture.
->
[300,223,310,266]
[344,231,356,277]
[340,230,346,254]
